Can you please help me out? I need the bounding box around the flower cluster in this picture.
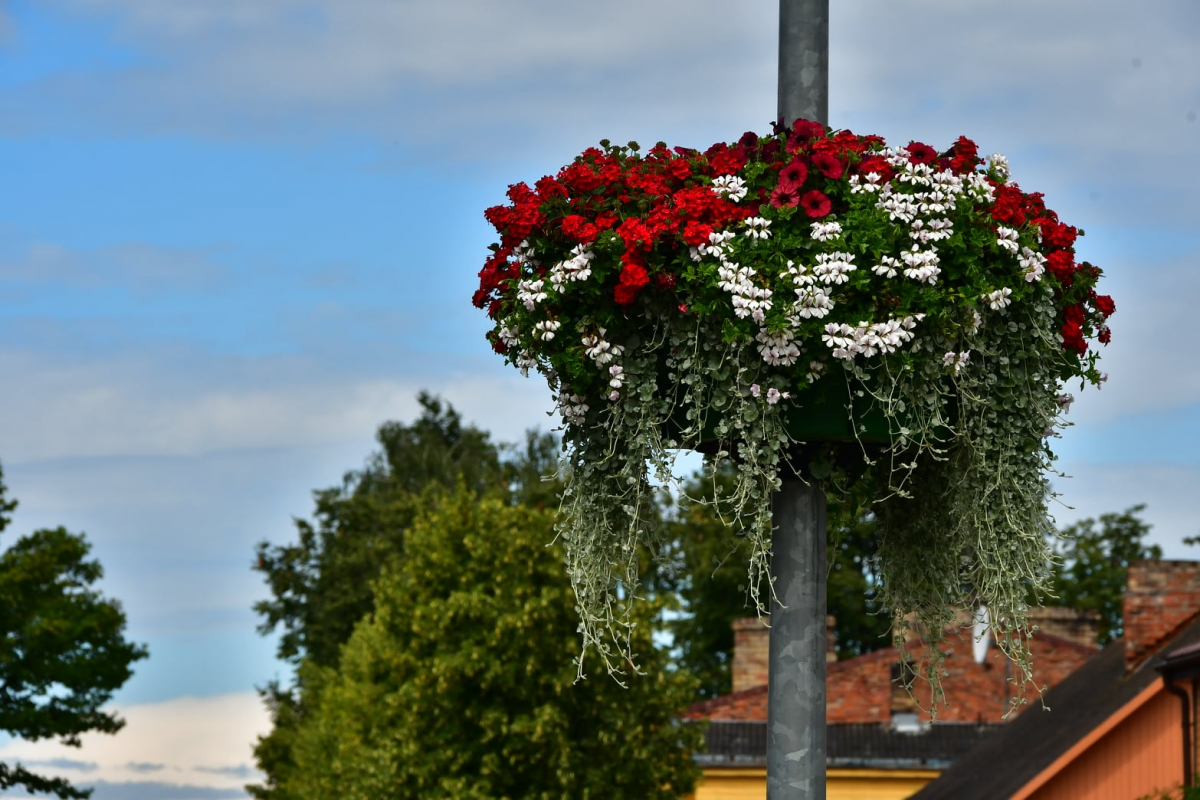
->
[474,122,1113,693]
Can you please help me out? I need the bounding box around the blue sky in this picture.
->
[1,0,1199,796]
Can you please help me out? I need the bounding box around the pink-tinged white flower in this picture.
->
[1018,247,1046,282]
[558,390,590,425]
[608,364,624,390]
[766,388,790,405]
[756,328,800,366]
[1056,393,1075,413]
[983,287,1013,310]
[749,383,761,398]
[996,226,1020,253]
[943,350,970,375]
[517,278,548,310]
[806,359,825,384]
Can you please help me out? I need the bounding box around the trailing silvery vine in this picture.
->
[473,120,1113,709]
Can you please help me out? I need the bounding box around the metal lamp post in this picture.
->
[768,1,829,797]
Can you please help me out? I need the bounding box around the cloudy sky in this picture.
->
[1,1,1198,796]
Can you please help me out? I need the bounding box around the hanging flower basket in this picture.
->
[473,120,1113,697]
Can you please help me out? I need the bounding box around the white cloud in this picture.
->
[0,347,551,464]
[0,692,270,795]
[0,241,231,296]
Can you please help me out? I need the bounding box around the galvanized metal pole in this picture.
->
[770,2,829,798]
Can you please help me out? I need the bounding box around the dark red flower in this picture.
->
[535,175,568,199]
[811,152,844,179]
[739,131,759,149]
[654,272,677,290]
[856,156,893,181]
[1094,295,1116,318]
[991,185,1027,226]
[614,283,638,305]
[1046,251,1075,285]
[1041,219,1078,249]
[778,159,809,191]
[770,185,800,209]
[799,189,832,218]
[905,142,938,166]
[1098,326,1112,344]
[791,118,826,141]
[595,212,619,230]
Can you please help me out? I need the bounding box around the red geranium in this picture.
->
[1094,295,1116,317]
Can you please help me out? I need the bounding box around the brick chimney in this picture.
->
[1028,606,1100,649]
[731,615,837,693]
[1125,560,1200,671]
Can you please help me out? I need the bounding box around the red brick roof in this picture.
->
[685,630,1097,724]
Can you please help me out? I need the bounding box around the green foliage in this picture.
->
[659,464,888,700]
[273,491,701,799]
[0,462,148,799]
[1047,504,1161,645]
[250,395,569,797]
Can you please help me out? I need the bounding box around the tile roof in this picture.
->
[911,612,1200,800]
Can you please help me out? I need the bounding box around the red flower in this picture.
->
[1046,251,1075,285]
[905,142,938,165]
[535,175,568,200]
[991,185,1027,226]
[654,272,677,290]
[682,221,714,247]
[1061,322,1087,355]
[709,145,748,176]
[595,211,619,230]
[770,185,800,209]
[561,214,599,244]
[1094,295,1116,318]
[778,159,809,191]
[1040,219,1078,249]
[856,156,893,182]
[788,119,825,145]
[667,158,692,181]
[799,189,832,218]
[812,152,844,179]
[1098,327,1112,344]
[620,261,649,289]
[614,283,638,305]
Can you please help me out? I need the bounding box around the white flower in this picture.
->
[1097,372,1108,389]
[534,320,561,341]
[558,390,590,425]
[749,384,761,398]
[943,350,970,375]
[712,175,748,202]
[744,216,772,240]
[983,287,1013,311]
[812,252,856,285]
[1018,246,1047,283]
[608,390,621,402]
[872,256,900,279]
[766,388,790,405]
[756,328,800,366]
[989,153,1010,180]
[1056,393,1075,413]
[810,221,843,242]
[806,360,825,383]
[900,246,941,285]
[517,278,548,310]
[608,364,624,390]
[996,226,1020,253]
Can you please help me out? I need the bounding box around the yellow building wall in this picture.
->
[692,766,941,800]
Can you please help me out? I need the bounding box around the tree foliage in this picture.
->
[0,463,147,799]
[276,490,701,799]
[660,465,889,699]
[1047,504,1161,645]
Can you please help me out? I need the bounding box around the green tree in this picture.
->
[1047,504,1161,646]
[278,489,701,799]
[660,465,889,700]
[0,463,148,799]
[250,394,562,797]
